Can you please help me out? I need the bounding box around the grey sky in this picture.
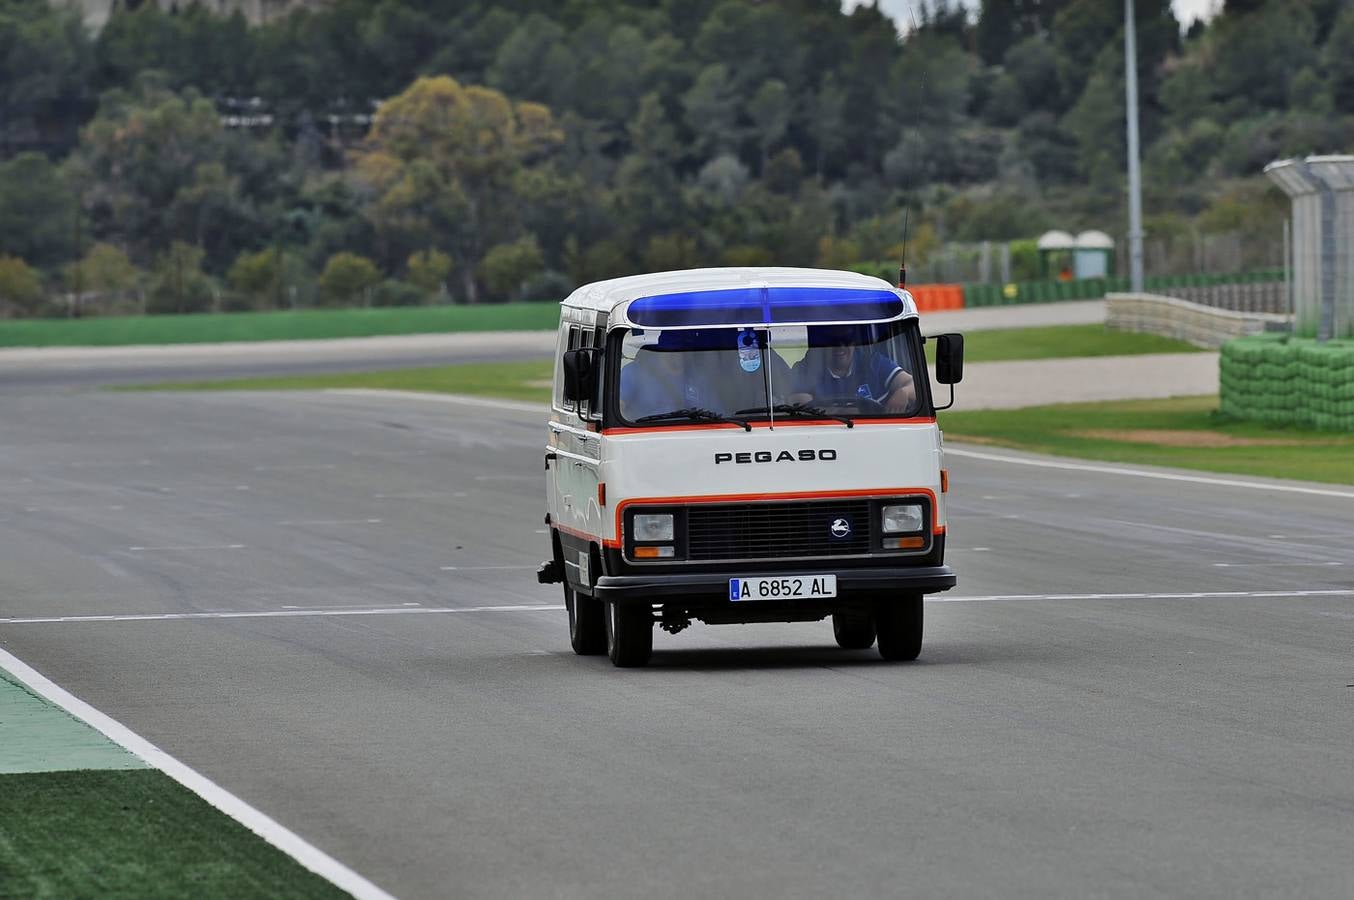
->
[843,1,1223,31]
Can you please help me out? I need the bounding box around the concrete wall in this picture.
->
[1106,293,1289,350]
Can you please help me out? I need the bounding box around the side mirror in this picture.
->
[934,333,964,385]
[562,348,600,403]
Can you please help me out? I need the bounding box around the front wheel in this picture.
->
[874,593,923,661]
[605,601,653,667]
[566,584,606,655]
[832,613,876,649]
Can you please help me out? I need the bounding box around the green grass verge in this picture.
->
[957,324,1201,362]
[0,769,349,899]
[126,325,1198,398]
[940,395,1354,485]
[131,359,556,403]
[0,303,559,348]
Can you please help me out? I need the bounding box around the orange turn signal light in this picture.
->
[883,536,926,550]
[632,546,675,559]
[940,469,949,493]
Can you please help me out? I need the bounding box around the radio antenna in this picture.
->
[899,206,909,288]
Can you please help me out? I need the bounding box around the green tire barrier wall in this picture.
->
[964,269,1284,308]
[845,261,1285,311]
[1220,334,1354,431]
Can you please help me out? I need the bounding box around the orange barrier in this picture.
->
[906,283,965,312]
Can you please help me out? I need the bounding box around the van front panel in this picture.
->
[598,422,945,556]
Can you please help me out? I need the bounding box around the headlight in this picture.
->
[633,513,675,542]
[881,503,924,534]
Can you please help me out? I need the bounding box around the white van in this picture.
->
[538,267,963,667]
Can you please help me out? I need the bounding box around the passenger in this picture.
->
[790,325,916,413]
[619,330,712,420]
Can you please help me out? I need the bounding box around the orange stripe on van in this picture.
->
[602,417,936,436]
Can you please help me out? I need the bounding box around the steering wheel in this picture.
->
[824,395,887,414]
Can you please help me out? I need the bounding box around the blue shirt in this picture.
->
[792,350,905,404]
[619,358,709,420]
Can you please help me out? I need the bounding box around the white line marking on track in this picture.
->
[127,544,246,551]
[8,591,1354,626]
[326,388,546,414]
[0,604,565,625]
[947,447,1354,499]
[440,565,538,571]
[932,589,1354,602]
[277,519,383,526]
[0,647,397,900]
[1212,562,1343,568]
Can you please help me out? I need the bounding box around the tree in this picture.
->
[67,76,274,271]
[148,242,214,314]
[643,234,702,273]
[1209,0,1316,110]
[488,14,575,109]
[683,64,741,159]
[1325,5,1354,114]
[808,75,847,179]
[0,256,44,317]
[1004,36,1061,114]
[749,80,792,171]
[1061,45,1125,189]
[355,76,562,302]
[66,243,139,304]
[0,153,75,268]
[407,249,452,297]
[0,0,91,155]
[318,252,381,307]
[888,33,972,127]
[976,0,1021,65]
[228,248,283,307]
[479,237,544,302]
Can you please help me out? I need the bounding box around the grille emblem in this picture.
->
[829,517,852,539]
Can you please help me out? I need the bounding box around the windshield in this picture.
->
[612,320,923,426]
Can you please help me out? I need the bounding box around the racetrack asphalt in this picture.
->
[1,388,1352,898]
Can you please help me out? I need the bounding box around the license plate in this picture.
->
[729,575,837,601]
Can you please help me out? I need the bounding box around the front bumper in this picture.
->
[592,565,956,604]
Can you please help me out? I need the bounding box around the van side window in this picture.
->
[556,324,580,411]
[564,325,583,416]
[584,318,607,422]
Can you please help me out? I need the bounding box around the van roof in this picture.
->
[562,267,917,325]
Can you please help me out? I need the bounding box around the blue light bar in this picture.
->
[627,287,906,327]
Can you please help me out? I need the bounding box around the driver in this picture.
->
[789,325,916,413]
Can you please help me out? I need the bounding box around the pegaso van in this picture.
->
[538,267,964,667]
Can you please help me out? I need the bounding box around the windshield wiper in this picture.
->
[735,403,854,428]
[635,406,751,431]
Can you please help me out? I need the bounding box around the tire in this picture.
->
[565,584,606,656]
[875,593,923,661]
[832,613,876,649]
[605,600,653,667]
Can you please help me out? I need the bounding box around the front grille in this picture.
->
[685,500,874,561]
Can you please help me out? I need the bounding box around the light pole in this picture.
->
[1125,0,1145,292]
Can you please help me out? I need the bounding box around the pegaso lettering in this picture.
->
[714,449,838,465]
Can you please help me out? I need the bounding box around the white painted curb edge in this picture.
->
[0,646,397,900]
